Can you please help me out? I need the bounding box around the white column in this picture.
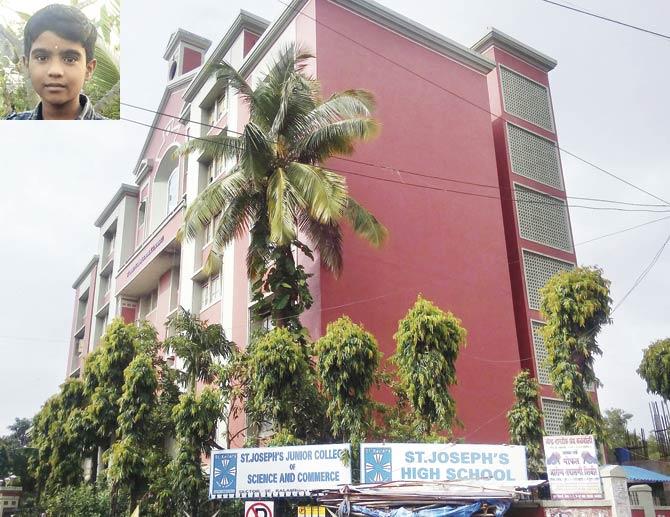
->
[600,465,632,517]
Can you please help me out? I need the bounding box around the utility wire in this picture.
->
[120,109,670,213]
[612,230,670,312]
[270,0,670,206]
[537,0,670,41]
[575,215,670,246]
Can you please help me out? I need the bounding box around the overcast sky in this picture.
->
[0,0,668,437]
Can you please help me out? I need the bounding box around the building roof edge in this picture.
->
[72,255,100,289]
[94,184,140,228]
[329,0,496,74]
[163,28,212,60]
[183,10,270,103]
[471,27,557,72]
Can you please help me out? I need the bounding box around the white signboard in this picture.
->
[245,501,274,517]
[210,444,351,499]
[543,435,602,499]
[360,443,528,484]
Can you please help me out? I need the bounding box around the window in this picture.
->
[205,212,222,244]
[167,168,179,214]
[200,275,221,309]
[103,230,116,261]
[209,154,233,183]
[209,89,228,125]
[100,274,110,295]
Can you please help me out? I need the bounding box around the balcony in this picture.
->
[116,201,184,298]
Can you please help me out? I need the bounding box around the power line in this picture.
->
[120,114,670,214]
[124,101,670,209]
[537,0,670,41]
[270,0,670,207]
[612,230,670,312]
[575,215,670,246]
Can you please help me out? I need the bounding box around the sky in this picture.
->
[0,0,668,436]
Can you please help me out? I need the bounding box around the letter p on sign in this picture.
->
[245,501,274,517]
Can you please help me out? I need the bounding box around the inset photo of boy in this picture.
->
[0,1,119,120]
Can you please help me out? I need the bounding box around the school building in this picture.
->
[66,0,592,444]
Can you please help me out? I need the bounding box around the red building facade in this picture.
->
[67,0,590,445]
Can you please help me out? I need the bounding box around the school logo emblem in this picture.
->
[363,447,392,483]
[212,453,238,494]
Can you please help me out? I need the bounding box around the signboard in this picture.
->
[210,444,351,499]
[360,443,528,484]
[543,435,602,499]
[245,501,274,517]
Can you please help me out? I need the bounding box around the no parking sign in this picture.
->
[245,501,274,517]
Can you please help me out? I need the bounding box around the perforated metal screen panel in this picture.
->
[523,250,574,309]
[542,398,570,435]
[532,321,550,385]
[501,67,554,132]
[507,124,563,189]
[515,185,574,252]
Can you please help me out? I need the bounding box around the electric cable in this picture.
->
[537,0,670,41]
[270,0,670,206]
[120,115,670,214]
[123,99,669,209]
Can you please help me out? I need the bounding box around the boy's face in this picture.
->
[24,30,96,109]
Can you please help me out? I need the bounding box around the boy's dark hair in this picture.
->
[24,4,97,62]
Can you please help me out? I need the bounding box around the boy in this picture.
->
[6,4,105,120]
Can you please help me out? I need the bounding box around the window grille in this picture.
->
[507,123,562,189]
[523,250,574,309]
[542,398,570,435]
[532,321,551,385]
[515,185,573,252]
[501,67,554,131]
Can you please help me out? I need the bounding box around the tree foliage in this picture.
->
[540,266,611,443]
[392,296,466,435]
[637,338,670,401]
[314,316,380,443]
[507,370,545,477]
[179,44,387,330]
[243,327,324,441]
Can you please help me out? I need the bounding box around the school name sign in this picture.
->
[360,443,528,484]
[209,444,351,499]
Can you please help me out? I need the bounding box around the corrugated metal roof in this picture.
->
[623,465,670,483]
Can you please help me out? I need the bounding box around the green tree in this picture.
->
[507,370,545,477]
[540,266,612,443]
[166,309,233,517]
[242,327,325,442]
[638,338,670,401]
[314,316,380,444]
[179,44,387,331]
[391,296,467,435]
[602,408,633,463]
[0,417,33,487]
[107,353,159,513]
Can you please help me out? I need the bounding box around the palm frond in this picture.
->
[212,186,257,251]
[182,170,247,241]
[285,162,348,223]
[241,123,274,181]
[343,196,388,247]
[298,213,344,275]
[213,61,255,105]
[178,133,244,162]
[288,90,375,145]
[267,168,297,245]
[297,118,380,163]
[202,251,223,277]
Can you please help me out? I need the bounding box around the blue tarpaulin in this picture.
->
[340,499,512,517]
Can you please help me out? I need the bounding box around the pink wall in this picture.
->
[313,0,520,442]
[183,47,202,74]
[243,30,261,56]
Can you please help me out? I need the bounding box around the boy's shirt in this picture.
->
[5,93,106,120]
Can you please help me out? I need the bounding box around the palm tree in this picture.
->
[179,44,387,330]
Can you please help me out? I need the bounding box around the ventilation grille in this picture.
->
[542,398,570,435]
[532,321,550,385]
[501,67,554,131]
[507,124,563,189]
[523,251,574,309]
[515,185,573,252]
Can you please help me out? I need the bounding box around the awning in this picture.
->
[622,465,670,483]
